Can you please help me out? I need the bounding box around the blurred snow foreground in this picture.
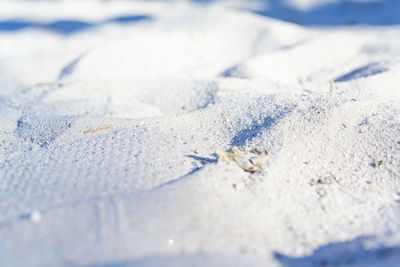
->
[1,0,400,266]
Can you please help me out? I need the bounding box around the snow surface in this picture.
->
[1,0,400,266]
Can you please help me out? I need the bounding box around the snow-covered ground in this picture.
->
[1,0,400,266]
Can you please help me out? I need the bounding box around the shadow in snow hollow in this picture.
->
[274,236,400,267]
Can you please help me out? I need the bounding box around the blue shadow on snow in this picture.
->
[0,15,152,35]
[242,0,400,26]
[334,63,388,82]
[274,236,400,267]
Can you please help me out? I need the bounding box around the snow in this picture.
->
[1,0,400,266]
